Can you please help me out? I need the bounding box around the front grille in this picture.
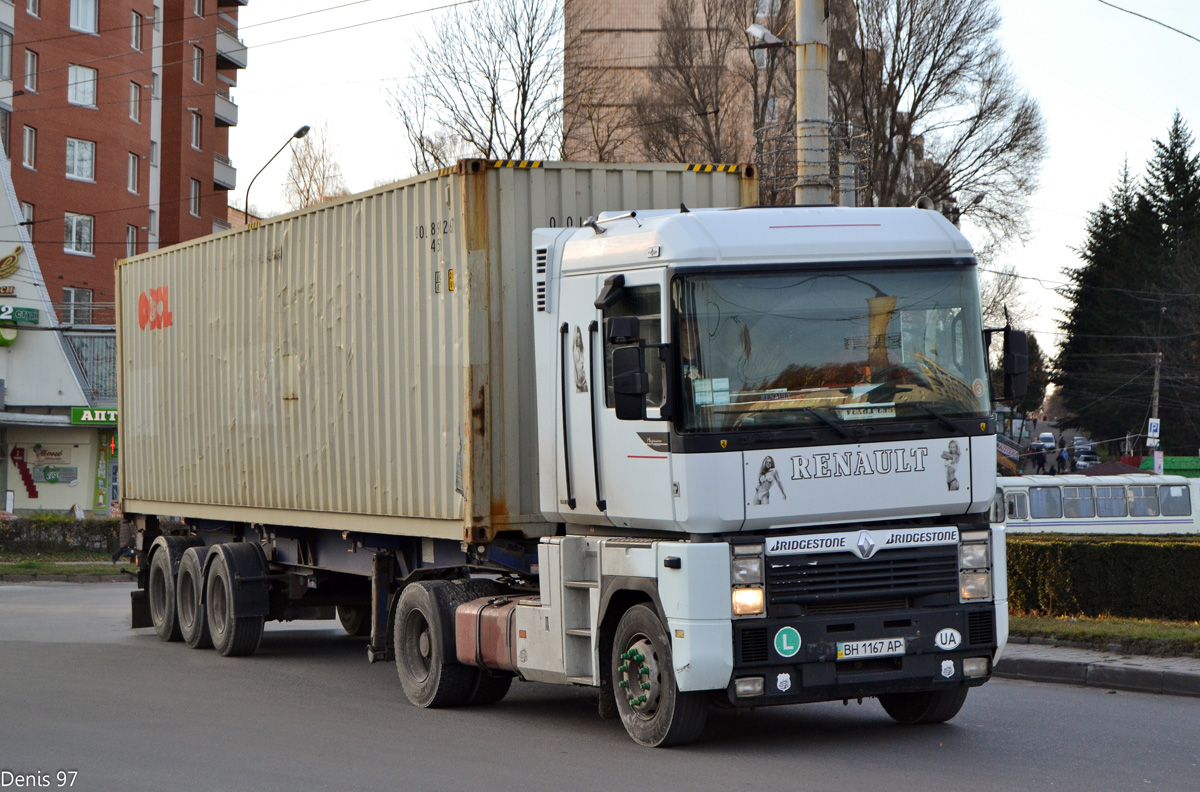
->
[968,609,995,646]
[740,627,769,664]
[767,545,958,606]
[804,598,910,616]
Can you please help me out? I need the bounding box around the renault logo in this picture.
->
[856,531,877,559]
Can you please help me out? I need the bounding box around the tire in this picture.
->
[879,687,969,724]
[611,604,708,747]
[394,581,477,708]
[468,673,514,706]
[337,604,372,637]
[206,550,265,657]
[176,546,212,649]
[147,536,201,642]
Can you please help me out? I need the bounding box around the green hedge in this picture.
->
[1008,535,1200,620]
[0,514,122,553]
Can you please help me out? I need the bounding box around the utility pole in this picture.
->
[794,0,832,205]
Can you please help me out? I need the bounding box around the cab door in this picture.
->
[592,270,676,529]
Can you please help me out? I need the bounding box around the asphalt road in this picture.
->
[2,584,1198,792]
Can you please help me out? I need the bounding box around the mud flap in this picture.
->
[205,542,271,619]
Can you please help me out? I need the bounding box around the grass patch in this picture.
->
[1010,612,1200,658]
[0,561,135,577]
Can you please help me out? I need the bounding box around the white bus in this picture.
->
[997,474,1200,535]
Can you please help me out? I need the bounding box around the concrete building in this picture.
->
[0,0,247,516]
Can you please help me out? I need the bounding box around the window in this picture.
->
[0,30,12,82]
[1128,485,1160,517]
[189,179,201,216]
[0,108,8,157]
[192,45,203,83]
[756,0,781,16]
[1062,486,1095,519]
[127,152,139,193]
[126,225,137,258]
[150,140,158,166]
[191,112,202,149]
[151,72,160,98]
[194,0,203,16]
[64,213,94,255]
[62,286,93,324]
[1161,485,1192,517]
[65,138,95,180]
[153,7,161,31]
[148,209,157,237]
[24,49,37,92]
[1029,487,1063,519]
[21,125,34,168]
[603,284,664,408]
[67,65,97,107]
[1005,492,1028,521]
[1095,486,1127,517]
[131,13,143,51]
[70,0,98,34]
[129,82,141,121]
[26,0,38,18]
[20,202,32,225]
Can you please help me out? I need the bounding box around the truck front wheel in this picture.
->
[879,687,968,724]
[611,604,708,747]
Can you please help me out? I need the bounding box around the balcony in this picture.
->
[215,89,238,127]
[218,0,248,6]
[215,25,248,70]
[214,153,237,190]
[65,333,117,406]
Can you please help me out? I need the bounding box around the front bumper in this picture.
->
[725,604,997,706]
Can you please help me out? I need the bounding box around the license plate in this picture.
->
[837,637,906,661]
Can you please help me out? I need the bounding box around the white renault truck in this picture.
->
[119,160,1020,747]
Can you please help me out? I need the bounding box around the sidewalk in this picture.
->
[995,638,1200,698]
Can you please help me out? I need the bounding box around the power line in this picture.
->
[1093,0,1200,45]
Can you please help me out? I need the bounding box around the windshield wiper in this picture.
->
[716,407,854,438]
[911,404,961,432]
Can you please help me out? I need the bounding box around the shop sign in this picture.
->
[72,408,118,426]
[33,466,78,484]
[30,445,71,466]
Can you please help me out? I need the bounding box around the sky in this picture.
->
[226,0,1200,350]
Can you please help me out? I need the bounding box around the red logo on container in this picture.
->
[138,286,173,331]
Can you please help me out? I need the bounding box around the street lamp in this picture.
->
[243,124,310,226]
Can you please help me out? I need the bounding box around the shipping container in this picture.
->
[117,160,757,544]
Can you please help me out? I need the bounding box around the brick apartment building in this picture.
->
[6,0,246,330]
[0,0,247,516]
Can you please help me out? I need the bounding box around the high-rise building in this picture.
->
[5,0,246,329]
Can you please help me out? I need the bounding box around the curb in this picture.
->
[0,574,133,583]
[994,656,1200,698]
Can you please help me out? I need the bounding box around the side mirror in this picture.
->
[1003,328,1028,400]
[612,345,648,421]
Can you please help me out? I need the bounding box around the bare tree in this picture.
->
[978,260,1033,330]
[629,0,749,163]
[284,123,350,210]
[840,0,1046,244]
[390,0,565,172]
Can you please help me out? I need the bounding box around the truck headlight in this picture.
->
[960,572,991,600]
[732,586,765,616]
[731,556,763,585]
[959,542,989,569]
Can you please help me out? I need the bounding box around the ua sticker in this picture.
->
[935,627,962,651]
[774,626,801,658]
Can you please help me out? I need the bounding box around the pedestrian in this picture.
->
[1033,449,1046,475]
[1058,447,1069,474]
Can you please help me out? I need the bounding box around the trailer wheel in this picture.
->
[176,546,211,649]
[879,687,969,724]
[147,536,201,642]
[394,581,476,708]
[611,604,708,747]
[336,604,372,637]
[206,551,265,657]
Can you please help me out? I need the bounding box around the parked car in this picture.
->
[1072,436,1091,448]
[1075,452,1102,470]
[1037,432,1056,447]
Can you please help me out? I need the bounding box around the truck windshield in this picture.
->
[672,264,990,434]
